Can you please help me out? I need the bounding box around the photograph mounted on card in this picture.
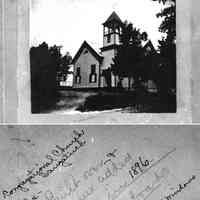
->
[0,125,200,200]
[30,0,176,112]
[15,0,191,123]
[30,0,176,114]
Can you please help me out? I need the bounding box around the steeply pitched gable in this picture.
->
[142,40,157,54]
[72,41,103,64]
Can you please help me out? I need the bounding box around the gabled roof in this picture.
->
[141,40,149,48]
[142,40,157,54]
[103,11,123,26]
[72,41,103,64]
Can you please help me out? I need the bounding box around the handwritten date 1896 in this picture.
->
[128,157,151,179]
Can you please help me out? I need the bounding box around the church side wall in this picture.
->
[73,49,100,89]
[101,49,115,71]
[101,49,116,87]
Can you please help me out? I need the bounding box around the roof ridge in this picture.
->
[103,11,123,25]
[72,41,103,64]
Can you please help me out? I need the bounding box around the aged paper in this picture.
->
[0,0,19,123]
[0,0,3,123]
[191,0,200,122]
[0,125,199,200]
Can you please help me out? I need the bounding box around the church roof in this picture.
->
[141,40,150,48]
[142,40,157,54]
[103,11,123,26]
[142,40,156,50]
[72,41,103,64]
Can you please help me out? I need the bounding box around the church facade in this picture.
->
[72,11,155,89]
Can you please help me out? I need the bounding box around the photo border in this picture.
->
[1,0,194,124]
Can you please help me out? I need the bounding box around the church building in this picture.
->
[72,11,155,89]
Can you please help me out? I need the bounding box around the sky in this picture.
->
[30,0,165,57]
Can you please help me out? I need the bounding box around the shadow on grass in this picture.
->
[76,90,176,113]
[31,92,59,114]
[32,90,98,113]
[32,89,176,114]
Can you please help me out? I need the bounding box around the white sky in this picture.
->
[30,0,165,57]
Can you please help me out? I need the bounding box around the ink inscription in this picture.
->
[2,130,86,199]
[161,175,196,200]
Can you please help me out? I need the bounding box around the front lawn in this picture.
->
[76,90,176,113]
[33,89,176,113]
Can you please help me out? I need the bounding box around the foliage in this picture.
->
[30,42,72,113]
[52,47,72,84]
[152,0,176,93]
[102,68,112,88]
[111,21,153,89]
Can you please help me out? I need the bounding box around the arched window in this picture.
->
[75,67,81,84]
[89,65,97,83]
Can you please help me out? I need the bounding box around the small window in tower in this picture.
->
[105,27,109,34]
[119,35,122,43]
[107,35,111,43]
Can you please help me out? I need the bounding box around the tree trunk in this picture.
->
[128,77,131,90]
[117,77,123,89]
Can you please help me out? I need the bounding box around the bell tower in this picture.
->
[102,11,123,49]
[100,12,123,88]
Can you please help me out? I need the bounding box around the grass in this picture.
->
[31,88,176,113]
[76,89,176,113]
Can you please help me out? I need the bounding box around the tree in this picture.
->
[30,42,72,113]
[111,21,148,89]
[56,53,72,85]
[48,45,72,85]
[102,68,112,88]
[152,0,176,93]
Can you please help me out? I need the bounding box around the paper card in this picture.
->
[0,0,194,123]
[0,125,199,200]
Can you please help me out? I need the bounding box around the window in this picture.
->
[91,74,96,83]
[107,35,111,43]
[77,67,80,76]
[75,76,81,84]
[105,27,109,34]
[114,50,117,57]
[84,49,88,54]
[119,35,122,43]
[75,67,81,84]
[146,46,151,52]
[89,64,97,83]
[91,65,96,74]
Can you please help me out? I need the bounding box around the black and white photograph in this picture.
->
[30,0,176,115]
